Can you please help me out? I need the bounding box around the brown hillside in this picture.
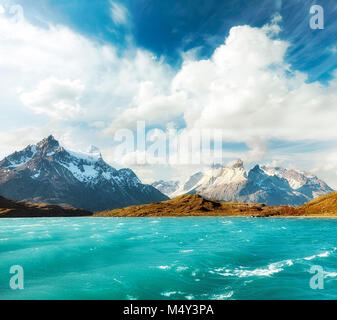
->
[95,194,298,217]
[298,192,337,216]
[0,196,92,218]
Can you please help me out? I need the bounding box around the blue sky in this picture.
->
[13,0,337,82]
[0,0,337,186]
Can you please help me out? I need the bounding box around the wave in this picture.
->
[212,291,234,300]
[303,249,336,261]
[211,248,337,279]
[211,259,294,278]
[157,265,171,270]
[324,272,337,278]
[176,266,189,272]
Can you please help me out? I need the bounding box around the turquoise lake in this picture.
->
[0,217,337,300]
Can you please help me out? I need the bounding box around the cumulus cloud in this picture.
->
[109,19,337,167]
[110,21,337,147]
[0,7,172,136]
[172,24,337,143]
[20,78,84,119]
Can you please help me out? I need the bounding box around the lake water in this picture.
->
[0,217,337,300]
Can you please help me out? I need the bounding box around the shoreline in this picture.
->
[3,215,337,219]
[2,193,337,219]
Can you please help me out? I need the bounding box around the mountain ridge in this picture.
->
[152,160,333,206]
[0,135,169,211]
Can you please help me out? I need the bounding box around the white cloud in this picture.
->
[0,10,173,143]
[110,1,128,26]
[170,23,337,144]
[20,78,84,119]
[110,20,337,160]
[0,127,45,158]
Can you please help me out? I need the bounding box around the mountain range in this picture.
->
[151,160,333,206]
[0,136,168,211]
[0,136,333,210]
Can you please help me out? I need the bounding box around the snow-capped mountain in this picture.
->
[260,165,332,199]
[0,136,168,211]
[151,180,180,197]
[158,160,333,206]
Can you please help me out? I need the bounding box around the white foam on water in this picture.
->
[113,278,122,284]
[15,224,44,228]
[303,249,336,261]
[89,234,101,239]
[212,259,294,278]
[212,248,337,279]
[180,249,194,253]
[324,272,337,278]
[158,265,171,270]
[212,291,234,300]
[221,221,233,225]
[176,266,189,272]
[191,270,199,277]
[161,291,177,297]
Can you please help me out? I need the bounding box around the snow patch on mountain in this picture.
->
[4,145,37,168]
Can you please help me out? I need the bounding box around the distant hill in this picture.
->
[96,192,337,218]
[0,196,92,218]
[0,135,168,211]
[95,194,298,217]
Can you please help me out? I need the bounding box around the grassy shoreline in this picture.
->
[1,192,337,218]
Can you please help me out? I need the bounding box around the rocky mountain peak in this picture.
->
[231,159,244,169]
[88,145,102,158]
[37,135,60,155]
[250,164,262,172]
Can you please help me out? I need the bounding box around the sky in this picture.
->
[0,0,337,187]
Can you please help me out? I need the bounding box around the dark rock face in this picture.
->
[0,136,169,211]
